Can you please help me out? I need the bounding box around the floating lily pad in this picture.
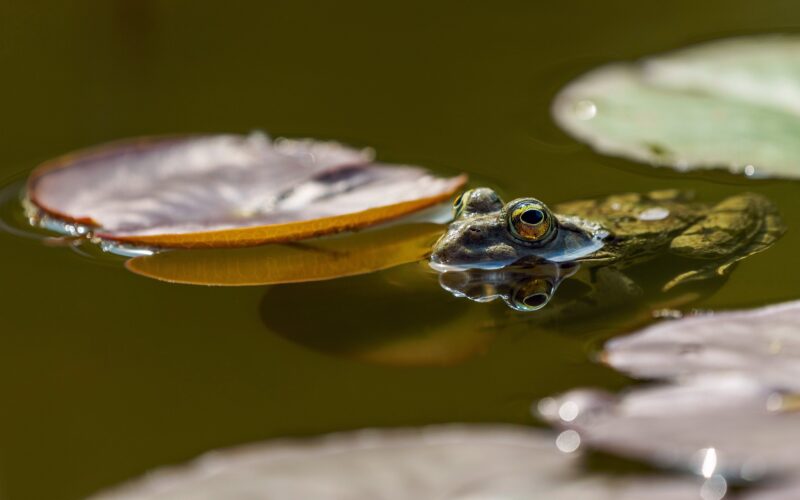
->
[126,223,444,286]
[746,481,800,500]
[28,133,466,248]
[604,300,800,391]
[89,425,703,500]
[552,35,800,178]
[538,375,800,479]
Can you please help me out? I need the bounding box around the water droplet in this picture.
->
[674,159,690,170]
[766,392,784,412]
[535,397,558,418]
[653,308,683,319]
[638,207,670,221]
[700,448,718,478]
[558,401,579,422]
[744,165,756,177]
[700,475,727,500]
[573,100,597,120]
[555,430,581,453]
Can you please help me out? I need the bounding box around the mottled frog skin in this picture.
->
[431,188,785,310]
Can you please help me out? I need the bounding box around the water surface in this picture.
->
[1,2,800,498]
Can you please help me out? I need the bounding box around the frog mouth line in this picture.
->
[428,258,513,273]
[428,230,606,272]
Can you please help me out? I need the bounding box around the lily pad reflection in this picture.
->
[260,266,495,366]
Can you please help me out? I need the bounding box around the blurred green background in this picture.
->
[2,2,800,499]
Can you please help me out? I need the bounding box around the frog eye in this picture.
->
[506,199,555,243]
[452,190,469,217]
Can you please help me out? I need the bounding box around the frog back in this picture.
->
[554,190,708,265]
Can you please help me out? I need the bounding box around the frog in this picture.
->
[430,187,785,310]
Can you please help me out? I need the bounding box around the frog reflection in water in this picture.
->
[430,188,785,311]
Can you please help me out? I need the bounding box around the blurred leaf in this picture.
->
[604,300,800,391]
[126,223,444,286]
[28,133,466,248]
[552,35,800,178]
[539,374,800,479]
[747,480,800,499]
[90,425,703,500]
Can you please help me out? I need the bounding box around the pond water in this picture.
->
[2,2,800,499]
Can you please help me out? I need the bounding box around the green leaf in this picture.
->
[552,35,800,178]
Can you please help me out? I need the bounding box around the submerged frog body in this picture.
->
[431,188,785,297]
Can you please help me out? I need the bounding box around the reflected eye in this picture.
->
[508,278,553,312]
[507,199,555,243]
[522,293,548,308]
[452,190,468,217]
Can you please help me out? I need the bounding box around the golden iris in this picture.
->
[507,199,554,242]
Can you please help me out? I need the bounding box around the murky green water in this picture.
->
[2,2,800,499]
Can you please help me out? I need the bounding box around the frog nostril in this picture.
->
[465,226,485,242]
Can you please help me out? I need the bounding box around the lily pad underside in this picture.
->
[28,133,466,248]
[126,223,444,286]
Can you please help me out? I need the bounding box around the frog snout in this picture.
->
[430,223,483,262]
[430,224,518,268]
[430,236,470,266]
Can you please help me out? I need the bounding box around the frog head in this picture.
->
[430,188,605,271]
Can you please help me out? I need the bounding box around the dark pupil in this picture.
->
[523,293,548,308]
[453,193,464,207]
[520,208,544,225]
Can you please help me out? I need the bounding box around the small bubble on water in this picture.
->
[653,308,683,319]
[555,430,581,453]
[535,397,558,418]
[766,392,784,412]
[744,165,756,177]
[700,475,727,500]
[558,401,579,422]
[573,99,597,120]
